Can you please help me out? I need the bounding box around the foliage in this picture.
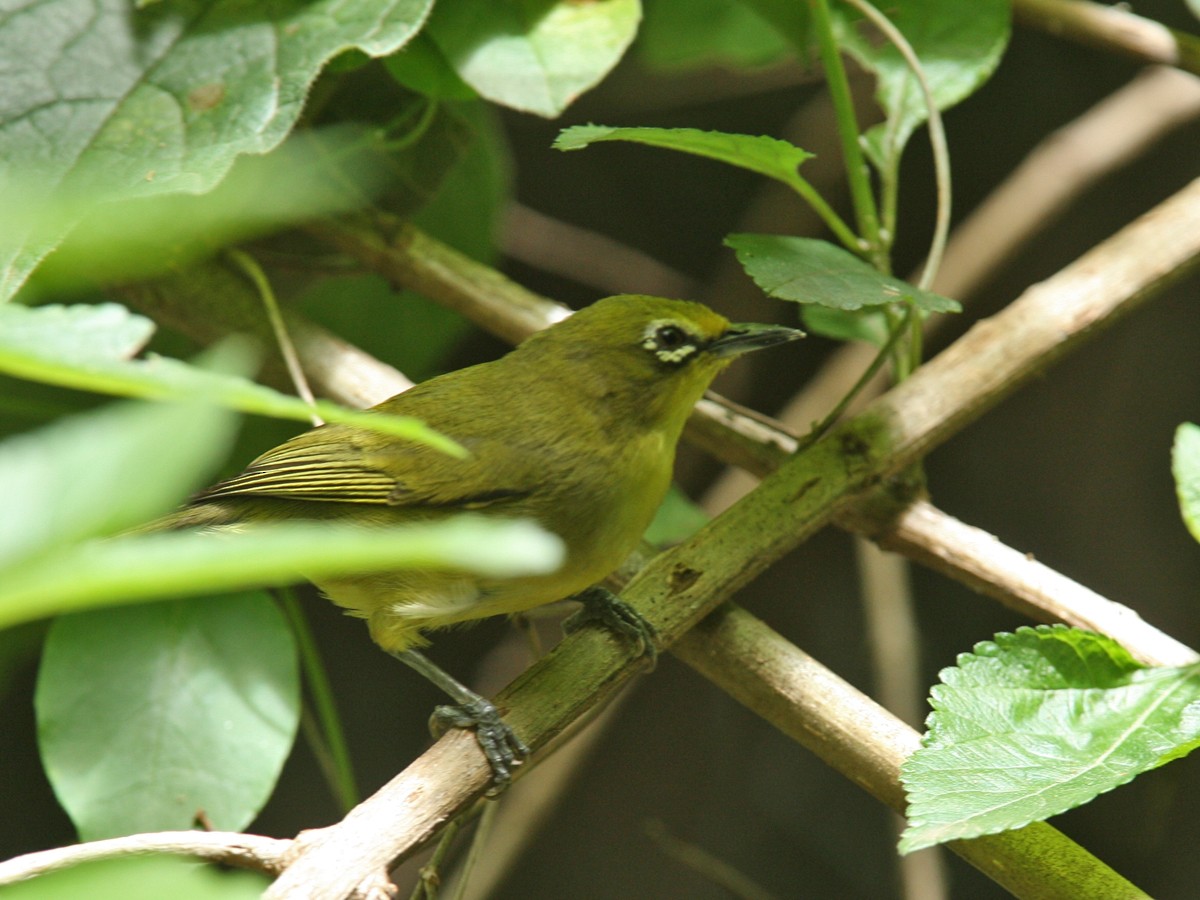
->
[0,0,1196,896]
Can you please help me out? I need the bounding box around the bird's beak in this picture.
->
[708,322,805,358]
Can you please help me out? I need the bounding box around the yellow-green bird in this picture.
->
[160,294,802,785]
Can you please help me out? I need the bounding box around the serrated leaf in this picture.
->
[836,0,1010,169]
[1172,423,1200,544]
[0,395,238,573]
[0,517,566,629]
[1,856,268,900]
[37,592,299,839]
[0,303,465,455]
[555,125,813,194]
[900,626,1200,853]
[427,0,640,118]
[725,234,960,312]
[0,0,434,300]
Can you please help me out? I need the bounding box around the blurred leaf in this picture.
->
[639,0,789,71]
[737,0,812,52]
[1173,423,1200,544]
[427,0,641,117]
[645,486,710,546]
[0,304,465,455]
[26,128,385,292]
[37,592,299,839]
[900,626,1200,853]
[801,306,889,346]
[836,0,1010,169]
[0,393,239,574]
[2,856,268,900]
[726,234,960,312]
[299,102,510,381]
[0,517,566,629]
[0,0,433,300]
[384,34,478,100]
[0,303,153,362]
[555,126,813,193]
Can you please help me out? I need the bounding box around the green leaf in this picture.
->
[0,304,465,456]
[801,306,889,346]
[645,485,710,546]
[37,592,299,839]
[836,0,1010,168]
[25,128,386,292]
[555,125,813,194]
[384,34,478,100]
[725,234,960,312]
[638,0,789,71]
[0,395,238,573]
[0,0,434,300]
[0,517,566,629]
[1173,423,1200,544]
[1,856,268,900]
[899,625,1200,853]
[427,0,641,117]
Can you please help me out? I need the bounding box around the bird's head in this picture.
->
[515,294,804,433]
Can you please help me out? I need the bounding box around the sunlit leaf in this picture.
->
[0,517,566,629]
[427,0,641,117]
[900,626,1200,853]
[0,0,434,299]
[1,856,267,900]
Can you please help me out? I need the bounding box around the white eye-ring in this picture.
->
[642,321,698,364]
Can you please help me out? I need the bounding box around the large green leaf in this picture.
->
[0,303,465,454]
[1173,423,1200,544]
[900,626,1200,853]
[835,0,1010,168]
[638,0,789,71]
[555,125,813,192]
[0,517,566,629]
[0,390,238,573]
[0,0,434,300]
[427,0,641,117]
[37,592,299,839]
[2,856,267,900]
[725,234,959,312]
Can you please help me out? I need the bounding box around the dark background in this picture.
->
[3,4,1199,898]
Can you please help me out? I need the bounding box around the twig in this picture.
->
[0,831,290,885]
[266,176,1200,900]
[1014,0,1200,76]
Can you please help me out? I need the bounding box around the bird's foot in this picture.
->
[430,697,529,794]
[563,586,659,668]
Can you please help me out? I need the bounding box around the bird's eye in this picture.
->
[656,325,686,347]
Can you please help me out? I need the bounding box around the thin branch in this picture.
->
[1014,0,1200,77]
[0,831,291,886]
[267,177,1200,900]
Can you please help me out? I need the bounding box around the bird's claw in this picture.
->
[430,698,529,794]
[564,586,659,668]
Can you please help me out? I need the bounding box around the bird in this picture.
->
[156,294,803,786]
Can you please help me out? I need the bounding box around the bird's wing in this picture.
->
[192,425,534,510]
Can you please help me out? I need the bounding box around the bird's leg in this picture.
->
[563,585,659,667]
[392,648,528,793]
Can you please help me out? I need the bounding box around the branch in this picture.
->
[267,180,1200,899]
[0,831,290,886]
[673,604,1151,900]
[1015,0,1200,76]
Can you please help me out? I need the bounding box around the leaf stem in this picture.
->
[807,0,884,266]
[277,588,358,813]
